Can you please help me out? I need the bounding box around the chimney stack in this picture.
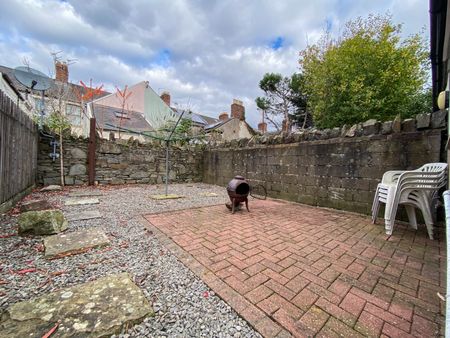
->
[219,112,229,121]
[55,61,69,82]
[231,99,245,121]
[160,91,171,107]
[258,122,267,133]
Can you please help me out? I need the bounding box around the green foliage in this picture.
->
[289,73,313,128]
[158,111,205,142]
[256,73,311,131]
[45,112,71,133]
[299,14,430,128]
[175,117,193,135]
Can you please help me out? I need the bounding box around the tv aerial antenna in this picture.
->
[51,51,62,63]
[14,65,53,129]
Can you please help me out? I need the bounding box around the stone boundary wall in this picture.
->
[38,137,203,186]
[203,112,447,214]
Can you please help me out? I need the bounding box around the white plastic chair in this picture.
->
[372,163,448,239]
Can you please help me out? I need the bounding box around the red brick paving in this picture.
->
[143,199,445,337]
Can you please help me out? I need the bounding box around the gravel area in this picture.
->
[0,183,262,338]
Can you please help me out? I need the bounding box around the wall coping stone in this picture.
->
[209,111,447,149]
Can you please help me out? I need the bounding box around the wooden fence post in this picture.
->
[88,118,96,185]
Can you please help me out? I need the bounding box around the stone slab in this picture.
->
[199,192,218,197]
[149,194,184,200]
[44,228,110,258]
[67,210,103,222]
[20,199,52,212]
[68,192,103,198]
[65,198,100,206]
[40,185,62,192]
[0,273,153,337]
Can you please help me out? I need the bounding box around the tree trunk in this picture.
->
[59,130,65,188]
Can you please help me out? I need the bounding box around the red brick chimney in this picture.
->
[258,122,267,133]
[231,99,245,121]
[219,112,229,121]
[55,61,68,82]
[160,91,170,107]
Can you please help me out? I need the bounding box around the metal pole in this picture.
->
[88,118,96,185]
[165,140,169,196]
[443,190,450,338]
[40,90,45,130]
[164,110,185,196]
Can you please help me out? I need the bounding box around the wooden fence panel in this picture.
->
[0,90,38,206]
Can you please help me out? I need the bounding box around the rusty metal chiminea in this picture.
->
[226,175,250,214]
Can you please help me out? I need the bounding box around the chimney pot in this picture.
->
[258,122,267,133]
[231,99,245,121]
[160,91,171,107]
[55,61,69,82]
[219,112,229,121]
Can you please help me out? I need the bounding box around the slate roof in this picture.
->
[172,108,218,127]
[0,65,110,102]
[204,118,229,131]
[92,104,153,133]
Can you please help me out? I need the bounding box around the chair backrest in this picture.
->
[418,163,448,173]
[398,163,447,191]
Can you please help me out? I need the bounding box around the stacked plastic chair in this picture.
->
[372,163,448,239]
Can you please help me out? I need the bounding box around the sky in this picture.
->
[0,0,430,128]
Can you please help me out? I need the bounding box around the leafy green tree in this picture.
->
[289,73,313,129]
[175,116,193,135]
[299,14,430,129]
[43,84,72,187]
[256,73,311,132]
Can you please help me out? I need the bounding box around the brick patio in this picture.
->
[143,199,445,337]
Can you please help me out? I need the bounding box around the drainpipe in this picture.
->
[443,190,450,337]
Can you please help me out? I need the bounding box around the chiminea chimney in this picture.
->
[231,99,245,121]
[160,91,171,107]
[219,112,229,121]
[258,122,267,133]
[55,61,69,82]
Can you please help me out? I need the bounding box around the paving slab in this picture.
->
[20,199,53,212]
[65,198,100,206]
[199,192,218,197]
[44,228,110,258]
[40,185,62,192]
[144,199,445,338]
[68,192,103,197]
[0,273,153,337]
[67,210,103,222]
[149,194,183,200]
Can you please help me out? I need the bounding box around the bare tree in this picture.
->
[115,85,133,139]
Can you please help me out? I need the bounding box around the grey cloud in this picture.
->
[0,0,430,129]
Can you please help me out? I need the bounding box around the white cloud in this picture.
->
[0,0,430,128]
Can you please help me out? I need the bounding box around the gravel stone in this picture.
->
[0,183,262,338]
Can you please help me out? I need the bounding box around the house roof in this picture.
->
[204,118,230,131]
[172,108,219,126]
[92,103,153,133]
[204,117,256,135]
[1,72,25,101]
[0,65,110,103]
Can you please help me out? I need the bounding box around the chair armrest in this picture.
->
[381,170,405,184]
